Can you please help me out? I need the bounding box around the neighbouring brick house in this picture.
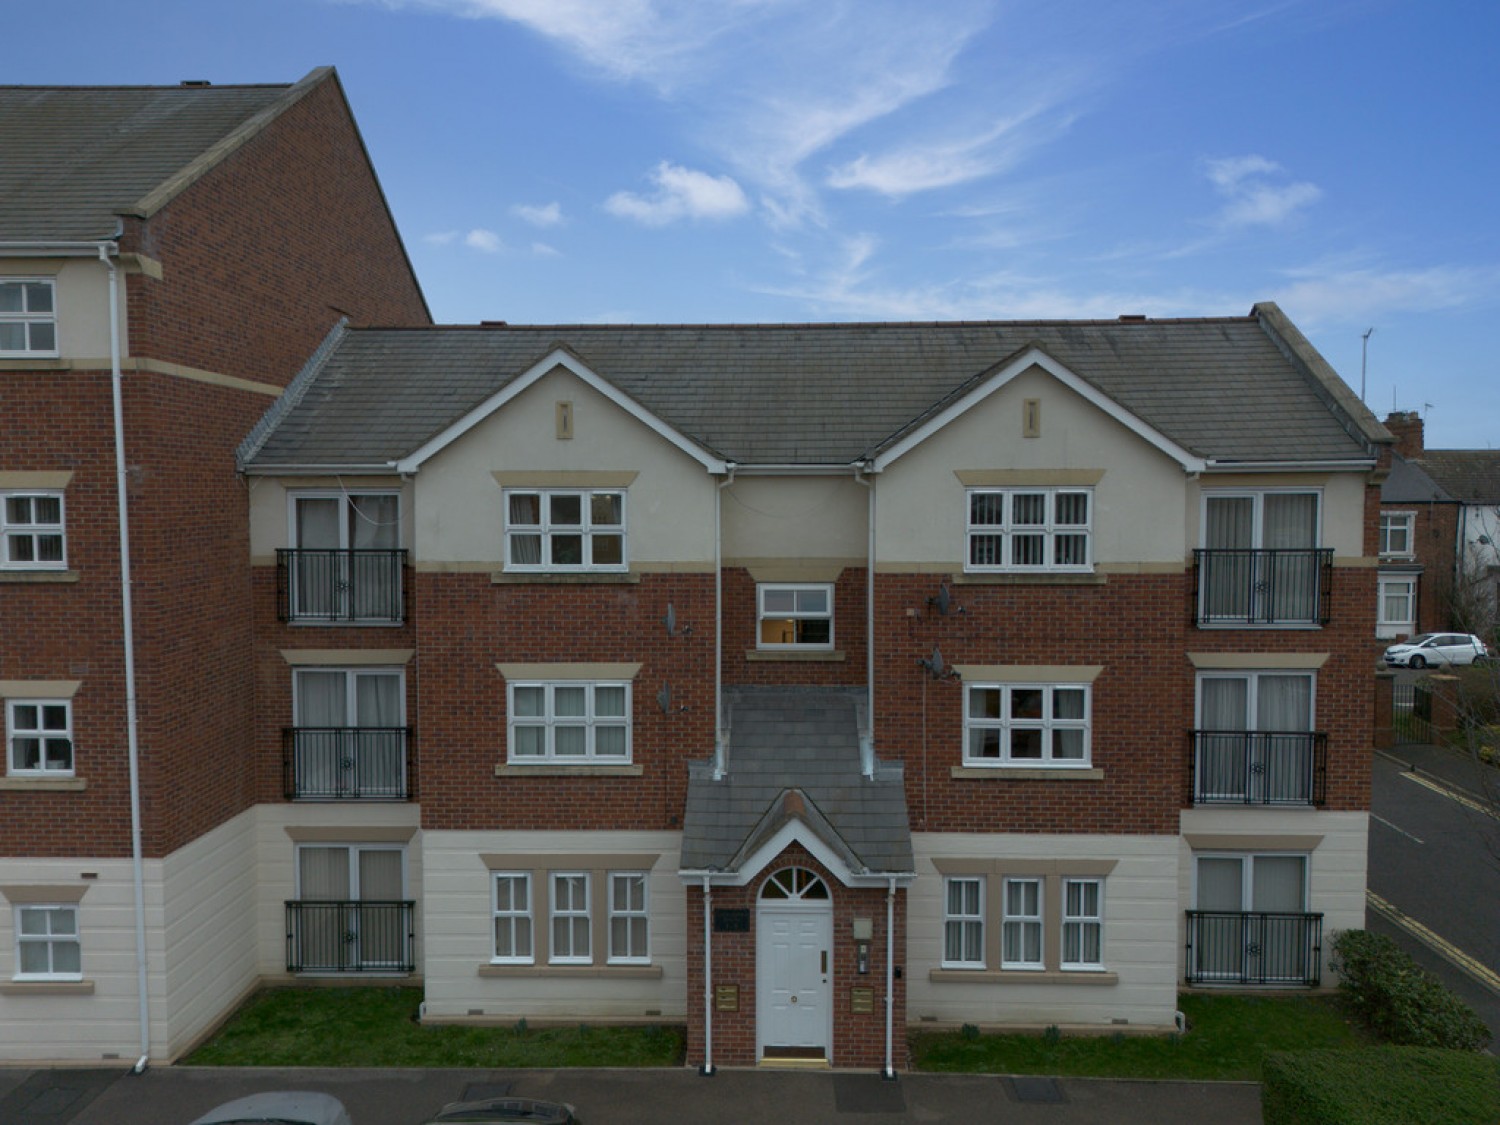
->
[1378,411,1500,640]
[0,69,428,1063]
[235,304,1387,1073]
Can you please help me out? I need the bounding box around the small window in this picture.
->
[757,583,833,649]
[505,489,626,572]
[508,681,631,763]
[6,700,73,775]
[1379,512,1414,558]
[966,488,1091,572]
[0,279,58,357]
[15,904,81,981]
[608,872,649,964]
[1,492,66,570]
[965,683,1090,766]
[492,873,534,964]
[550,873,591,964]
[1377,576,1416,638]
[1001,877,1043,969]
[942,876,984,968]
[1062,878,1104,969]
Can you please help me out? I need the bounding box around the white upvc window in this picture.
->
[505,489,626,572]
[966,488,1091,572]
[508,681,631,763]
[14,904,81,981]
[491,873,534,964]
[0,279,58,357]
[549,873,591,964]
[607,872,649,964]
[6,699,73,776]
[942,876,984,968]
[1,491,66,570]
[965,683,1090,766]
[1377,576,1417,638]
[1379,512,1415,558]
[1061,878,1104,970]
[1001,877,1043,969]
[757,583,833,649]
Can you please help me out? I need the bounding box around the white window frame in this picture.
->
[1379,511,1415,559]
[0,278,59,358]
[756,583,834,650]
[6,699,74,776]
[549,872,592,965]
[507,681,632,764]
[941,876,985,969]
[1000,877,1044,970]
[964,683,1091,767]
[965,487,1092,573]
[607,872,650,965]
[14,903,81,981]
[1,490,66,570]
[1061,878,1104,971]
[287,489,403,549]
[491,872,534,965]
[504,488,627,573]
[1377,575,1417,638]
[292,667,406,727]
[1193,852,1309,912]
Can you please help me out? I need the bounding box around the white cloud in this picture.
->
[1271,262,1500,325]
[423,230,459,245]
[464,228,504,253]
[1203,154,1322,228]
[512,201,564,227]
[531,241,561,257]
[605,161,750,226]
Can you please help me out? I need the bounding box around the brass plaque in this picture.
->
[850,987,875,1014]
[715,984,740,1012]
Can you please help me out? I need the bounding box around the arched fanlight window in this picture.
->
[759,867,829,901]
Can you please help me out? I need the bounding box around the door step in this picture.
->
[759,1047,830,1069]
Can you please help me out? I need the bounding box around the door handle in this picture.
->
[820,950,827,974]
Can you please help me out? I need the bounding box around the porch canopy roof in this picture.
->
[680,687,914,886]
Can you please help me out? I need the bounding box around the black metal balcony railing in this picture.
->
[283,727,413,800]
[286,900,416,973]
[1189,730,1327,807]
[277,548,407,623]
[1184,910,1323,986]
[1193,548,1333,626]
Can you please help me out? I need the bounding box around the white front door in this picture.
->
[757,878,832,1057]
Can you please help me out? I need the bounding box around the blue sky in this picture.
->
[11,0,1499,447]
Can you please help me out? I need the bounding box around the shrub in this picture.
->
[1262,1048,1500,1125]
[1330,929,1491,1051]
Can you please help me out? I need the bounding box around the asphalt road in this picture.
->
[1368,747,1500,1043]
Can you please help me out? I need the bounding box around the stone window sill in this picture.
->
[745,649,846,663]
[953,572,1106,587]
[494,764,644,778]
[0,570,80,584]
[951,767,1104,781]
[0,979,95,995]
[928,968,1116,986]
[0,777,86,791]
[491,571,641,585]
[478,963,662,979]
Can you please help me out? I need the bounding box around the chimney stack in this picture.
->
[1384,410,1424,458]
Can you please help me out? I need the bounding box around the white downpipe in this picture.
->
[713,466,735,779]
[102,244,151,1068]
[883,876,896,1079]
[701,875,716,1075]
[856,465,876,777]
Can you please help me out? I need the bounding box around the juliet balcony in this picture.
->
[1188,730,1327,807]
[1193,548,1333,627]
[277,548,408,624]
[283,727,414,801]
[1184,910,1323,986]
[285,900,416,973]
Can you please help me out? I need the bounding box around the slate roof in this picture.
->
[1409,451,1500,505]
[0,70,326,242]
[1381,452,1454,505]
[680,688,913,877]
[239,306,1387,470]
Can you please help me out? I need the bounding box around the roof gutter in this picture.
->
[242,463,404,477]
[1203,458,1379,473]
[0,240,123,257]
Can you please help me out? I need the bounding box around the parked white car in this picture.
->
[189,1092,352,1125]
[1382,632,1491,669]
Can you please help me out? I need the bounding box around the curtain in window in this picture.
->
[1204,497,1254,618]
[358,848,407,966]
[296,671,346,796]
[1266,494,1318,621]
[296,846,351,970]
[294,498,343,617]
[356,673,403,793]
[1250,854,1308,981]
[1198,679,1248,799]
[1194,856,1245,979]
[1260,675,1312,802]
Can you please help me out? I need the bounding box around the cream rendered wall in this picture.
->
[1177,808,1369,986]
[246,476,414,561]
[421,830,686,1021]
[720,475,868,565]
[0,256,122,362]
[414,368,717,569]
[875,366,1190,570]
[907,833,1181,1030]
[0,856,161,1063]
[1186,473,1369,558]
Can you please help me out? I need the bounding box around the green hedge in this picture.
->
[1262,1048,1500,1125]
[1330,929,1491,1051]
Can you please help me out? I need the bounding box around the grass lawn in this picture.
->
[908,993,1371,1081]
[184,987,684,1068]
